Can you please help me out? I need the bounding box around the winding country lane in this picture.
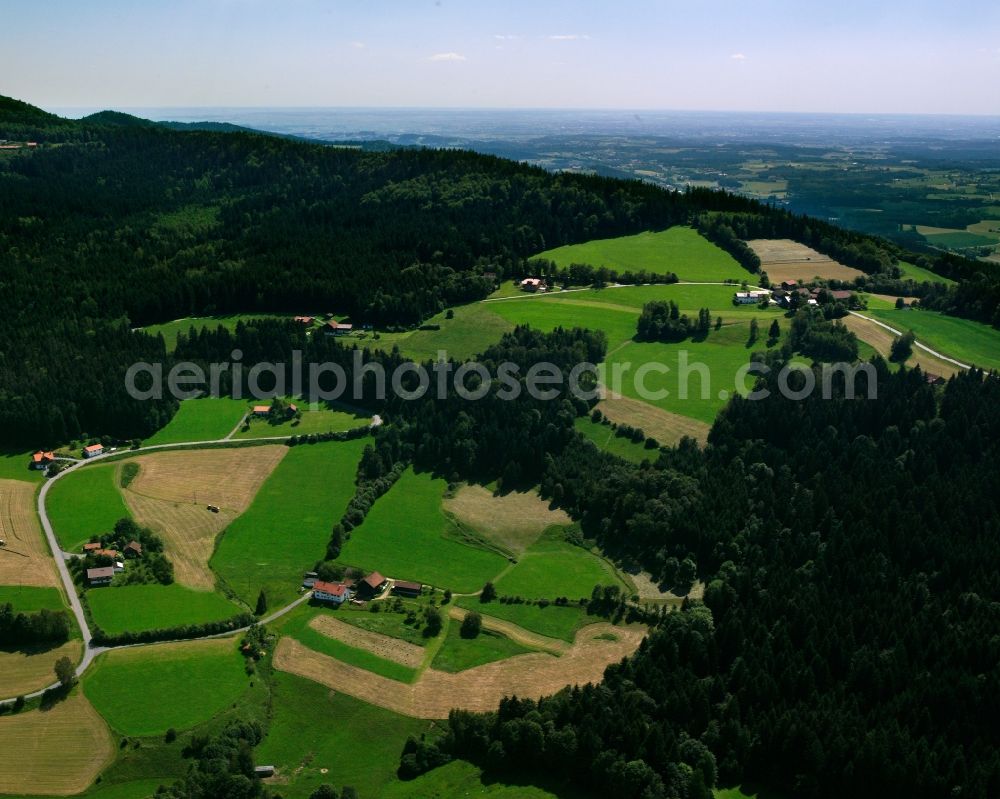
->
[0,434,311,705]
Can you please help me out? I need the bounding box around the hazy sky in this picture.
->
[3,0,999,114]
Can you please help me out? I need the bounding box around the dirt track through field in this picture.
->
[121,446,287,590]
[0,478,58,588]
[443,485,570,556]
[841,315,960,378]
[447,606,568,655]
[747,239,864,283]
[308,614,425,668]
[597,393,710,445]
[275,621,645,719]
[0,691,114,796]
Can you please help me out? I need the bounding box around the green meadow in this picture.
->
[574,416,654,464]
[489,286,785,425]
[143,397,248,445]
[255,671,434,799]
[234,404,368,439]
[142,312,295,352]
[87,583,243,635]
[495,529,626,600]
[47,464,131,551]
[0,586,66,613]
[211,438,368,608]
[455,597,590,643]
[371,303,515,362]
[381,760,565,799]
[280,606,417,683]
[533,226,749,282]
[867,308,1000,370]
[337,468,508,593]
[431,623,537,673]
[0,450,44,483]
[83,640,249,736]
[896,260,956,285]
[334,598,432,646]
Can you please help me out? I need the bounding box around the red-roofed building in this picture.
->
[359,571,388,598]
[30,451,55,470]
[252,405,270,416]
[323,321,354,336]
[313,580,350,604]
[83,542,102,553]
[124,540,143,558]
[83,443,104,458]
[293,316,315,325]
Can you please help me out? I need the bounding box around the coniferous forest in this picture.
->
[2,97,1000,799]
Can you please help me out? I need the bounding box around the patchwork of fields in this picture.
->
[212,438,368,607]
[336,469,508,593]
[274,619,644,719]
[30,226,985,797]
[121,446,287,590]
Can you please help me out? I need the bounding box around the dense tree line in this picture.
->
[90,613,253,647]
[154,720,267,799]
[786,306,860,362]
[0,604,71,646]
[636,302,713,342]
[695,215,762,273]
[405,363,999,799]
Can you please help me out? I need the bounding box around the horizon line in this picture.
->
[40,104,1000,121]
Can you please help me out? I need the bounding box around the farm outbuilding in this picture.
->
[391,580,422,598]
[358,571,388,598]
[87,566,115,586]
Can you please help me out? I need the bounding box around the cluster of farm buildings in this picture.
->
[84,540,143,586]
[293,315,354,335]
[303,570,422,605]
[733,280,856,308]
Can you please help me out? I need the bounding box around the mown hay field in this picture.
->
[121,446,287,590]
[747,238,864,283]
[0,478,58,587]
[442,484,570,557]
[0,692,114,796]
[274,620,645,719]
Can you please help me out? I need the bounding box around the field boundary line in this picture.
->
[447,606,568,655]
[848,311,971,370]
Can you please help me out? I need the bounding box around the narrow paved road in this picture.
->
[848,311,971,370]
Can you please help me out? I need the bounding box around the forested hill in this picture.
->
[0,95,991,446]
[0,96,746,445]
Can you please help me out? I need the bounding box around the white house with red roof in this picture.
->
[312,580,351,604]
[83,443,104,458]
